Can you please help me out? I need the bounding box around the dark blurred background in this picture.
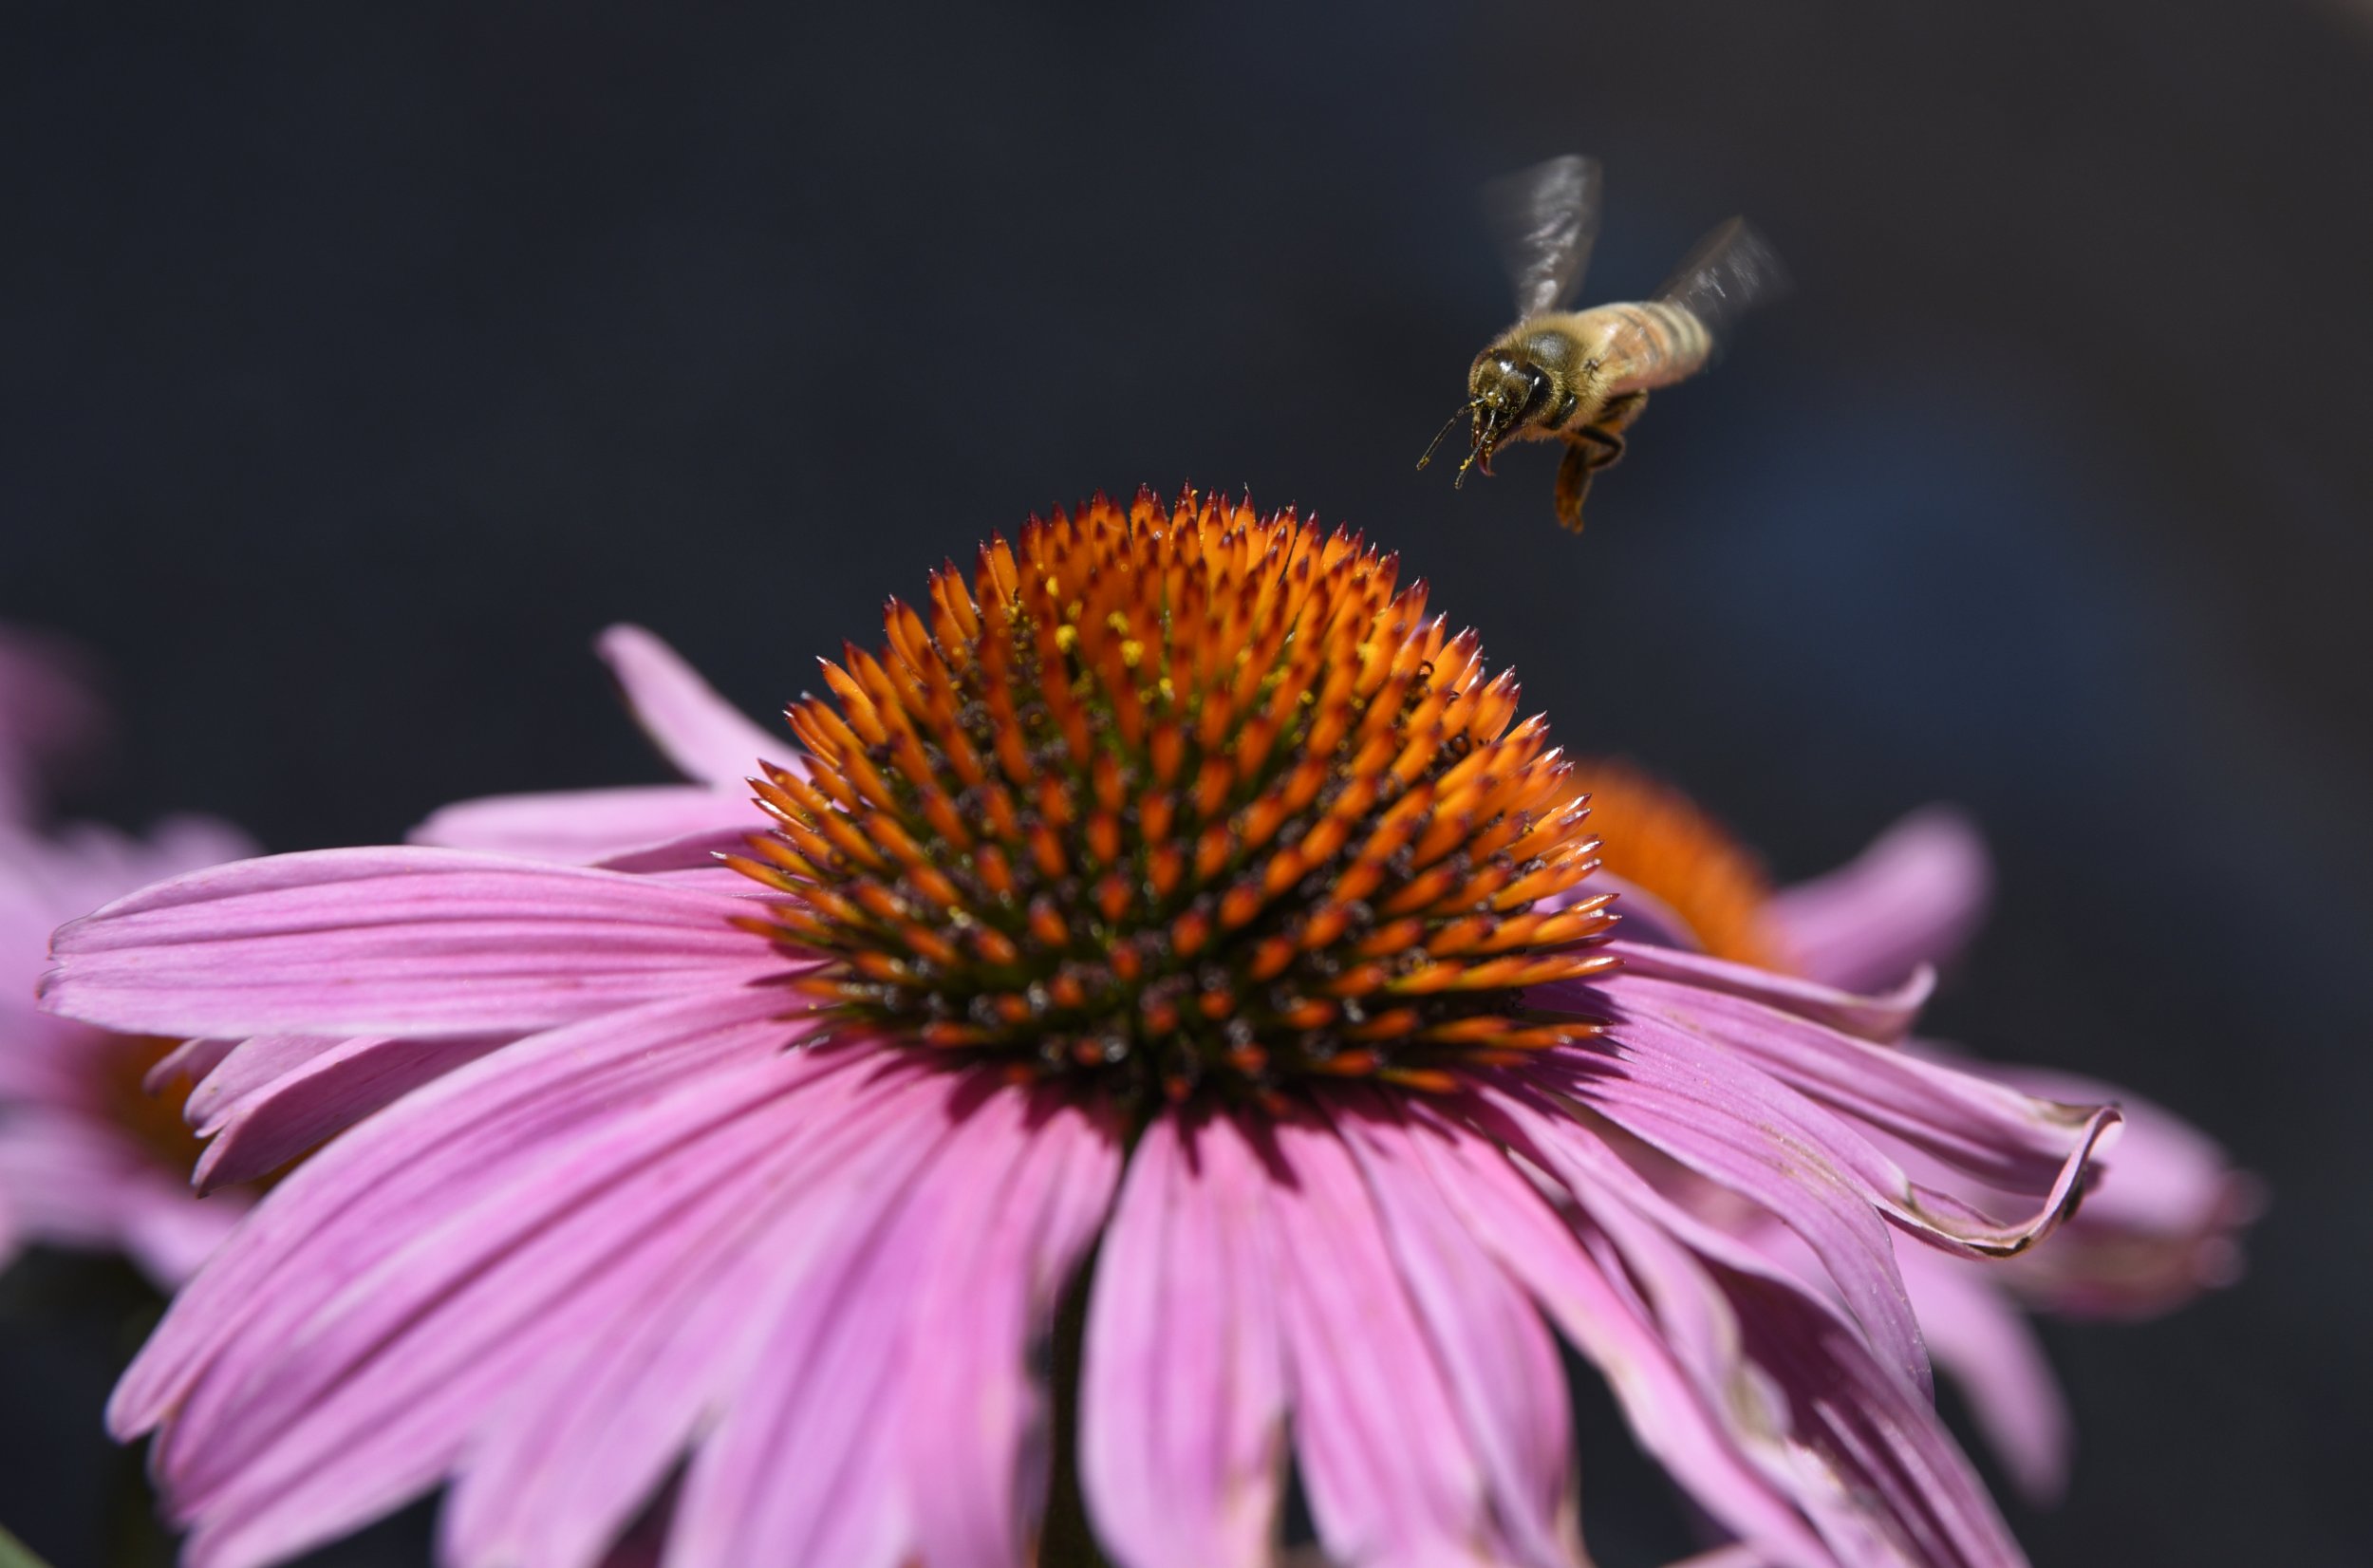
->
[4,2,2369,1563]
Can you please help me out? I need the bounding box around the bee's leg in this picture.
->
[1554,438,1598,532]
[1596,390,1649,437]
[1553,394,1652,532]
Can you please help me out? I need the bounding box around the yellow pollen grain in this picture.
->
[1055,625,1079,653]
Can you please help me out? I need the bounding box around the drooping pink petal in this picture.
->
[172,1042,866,1568]
[1262,1112,1515,1568]
[597,625,787,787]
[903,1092,1122,1568]
[42,848,789,1039]
[1082,1111,1289,1568]
[1510,1033,1932,1396]
[412,786,759,867]
[1403,1111,1833,1568]
[1329,1095,1580,1568]
[165,1037,835,1488]
[1485,1092,2027,1568]
[1766,809,1992,994]
[1720,1260,2026,1568]
[1894,1243,2070,1504]
[190,1034,512,1192]
[667,1074,1066,1568]
[1950,1058,2261,1318]
[110,986,814,1439]
[1603,976,2118,1242]
[1554,942,1934,1043]
[439,1062,956,1568]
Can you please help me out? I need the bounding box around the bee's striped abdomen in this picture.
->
[1590,301,1714,396]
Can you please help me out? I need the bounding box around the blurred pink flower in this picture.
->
[1577,770,2261,1505]
[0,624,108,821]
[43,496,2119,1568]
[0,624,254,1284]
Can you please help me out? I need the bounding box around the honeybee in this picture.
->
[1418,155,1787,532]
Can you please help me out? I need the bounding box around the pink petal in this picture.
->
[593,830,762,874]
[1767,809,1992,993]
[1262,1113,1505,1568]
[145,1036,239,1094]
[1894,1244,2070,1504]
[1721,1260,2026,1568]
[670,1074,1061,1568]
[1403,1113,1832,1568]
[191,1034,512,1192]
[42,847,789,1039]
[1081,1112,1290,1568]
[1971,1059,2256,1234]
[3,815,252,1003]
[441,1061,956,1568]
[1607,975,2118,1234]
[1558,942,1934,1043]
[597,625,786,787]
[1519,1027,1938,1394]
[412,785,760,867]
[1956,1059,2262,1318]
[185,1035,354,1123]
[1329,1097,1580,1568]
[1486,1094,2025,1568]
[174,1044,866,1568]
[902,1093,1123,1568]
[111,985,813,1439]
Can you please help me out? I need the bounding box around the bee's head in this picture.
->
[1417,333,1579,486]
[1463,351,1548,469]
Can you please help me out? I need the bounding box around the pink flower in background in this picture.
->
[0,625,108,822]
[43,496,2121,1568]
[0,625,255,1284]
[1573,765,2262,1505]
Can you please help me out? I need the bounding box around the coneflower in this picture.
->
[45,493,2118,1568]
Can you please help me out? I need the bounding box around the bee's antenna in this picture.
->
[1416,399,1485,473]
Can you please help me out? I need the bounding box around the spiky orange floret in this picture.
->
[1561,759,1778,967]
[727,489,1616,1106]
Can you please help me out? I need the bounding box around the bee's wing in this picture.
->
[1481,154,1603,318]
[1654,216,1790,343]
